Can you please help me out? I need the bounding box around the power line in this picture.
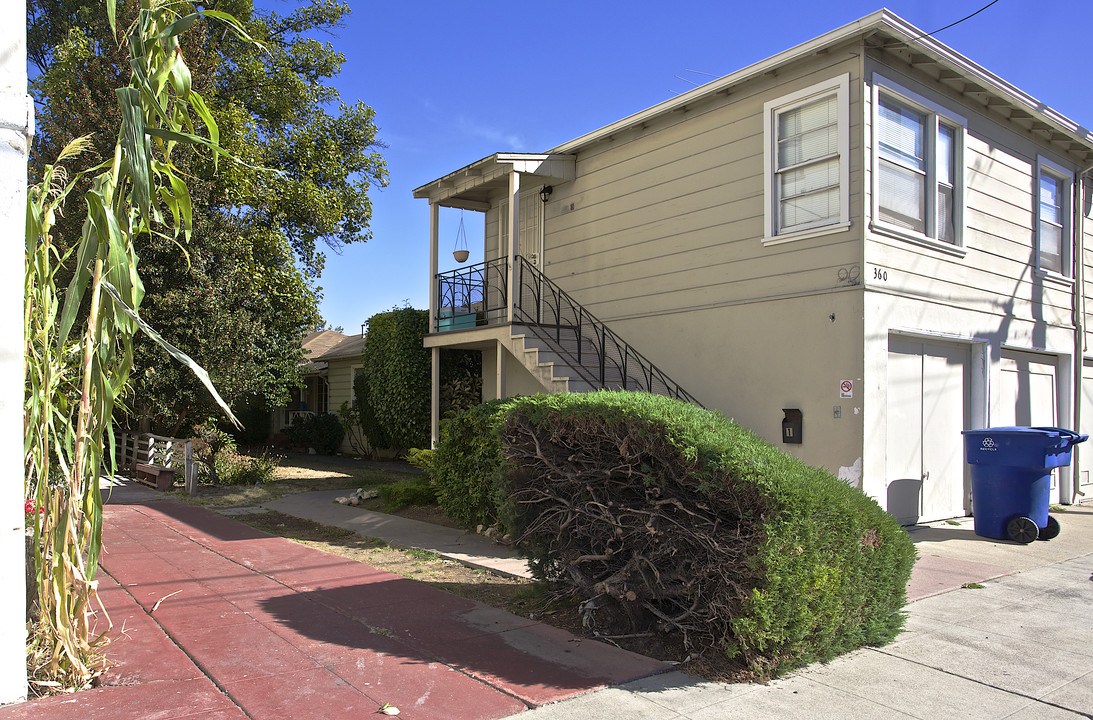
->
[910,0,1002,43]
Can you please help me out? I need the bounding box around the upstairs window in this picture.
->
[873,76,965,248]
[1037,158,1073,277]
[764,75,850,242]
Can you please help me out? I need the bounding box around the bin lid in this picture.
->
[963,426,1070,437]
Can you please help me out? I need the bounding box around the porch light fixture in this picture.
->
[539,185,553,203]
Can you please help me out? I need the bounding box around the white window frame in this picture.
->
[763,74,851,245]
[1035,156,1074,280]
[871,74,967,253]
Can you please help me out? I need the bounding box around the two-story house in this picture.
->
[414,9,1093,524]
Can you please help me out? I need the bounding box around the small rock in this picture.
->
[335,497,350,505]
[476,525,485,534]
[483,527,496,539]
[348,496,361,506]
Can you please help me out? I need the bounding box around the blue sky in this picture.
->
[286,0,1093,334]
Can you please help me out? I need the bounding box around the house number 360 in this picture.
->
[873,267,888,282]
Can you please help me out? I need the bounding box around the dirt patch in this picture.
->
[174,456,415,508]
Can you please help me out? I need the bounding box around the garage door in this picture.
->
[997,350,1060,502]
[886,336,970,524]
[997,350,1057,427]
[1079,361,1093,500]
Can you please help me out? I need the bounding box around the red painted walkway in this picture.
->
[4,498,668,720]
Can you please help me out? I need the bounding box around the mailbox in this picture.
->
[782,409,803,444]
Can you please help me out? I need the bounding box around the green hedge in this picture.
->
[429,399,515,528]
[431,391,915,677]
[285,412,345,455]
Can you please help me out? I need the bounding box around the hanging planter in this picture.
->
[453,213,469,263]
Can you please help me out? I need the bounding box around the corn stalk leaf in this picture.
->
[115,87,153,218]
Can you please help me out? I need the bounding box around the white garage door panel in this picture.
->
[886,336,969,524]
[1080,362,1093,498]
[998,352,1057,428]
[999,350,1059,499]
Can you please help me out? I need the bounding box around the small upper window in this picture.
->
[764,75,850,242]
[1037,158,1073,277]
[872,75,966,248]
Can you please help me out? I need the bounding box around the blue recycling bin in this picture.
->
[962,427,1087,543]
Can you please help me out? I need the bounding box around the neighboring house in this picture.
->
[414,9,1093,524]
[271,329,367,453]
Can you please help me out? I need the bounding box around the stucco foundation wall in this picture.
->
[606,290,866,484]
[481,344,545,402]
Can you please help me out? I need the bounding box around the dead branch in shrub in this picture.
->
[503,412,771,656]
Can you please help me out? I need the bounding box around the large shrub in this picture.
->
[285,412,345,455]
[431,391,915,677]
[361,307,431,451]
[358,307,484,453]
[430,399,514,528]
[351,370,390,453]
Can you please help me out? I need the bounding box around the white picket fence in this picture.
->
[115,432,197,494]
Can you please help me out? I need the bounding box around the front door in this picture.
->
[886,336,970,524]
[498,193,544,269]
[518,190,542,269]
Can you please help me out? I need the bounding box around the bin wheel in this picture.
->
[1037,515,1061,541]
[1006,516,1039,544]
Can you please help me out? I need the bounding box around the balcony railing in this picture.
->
[434,257,508,332]
[433,255,700,405]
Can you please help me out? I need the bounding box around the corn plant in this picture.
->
[24,0,247,692]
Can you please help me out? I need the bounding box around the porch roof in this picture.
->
[412,152,575,210]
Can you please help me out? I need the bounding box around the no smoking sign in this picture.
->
[840,380,853,398]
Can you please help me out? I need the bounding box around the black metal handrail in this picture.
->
[434,257,508,332]
[513,256,702,405]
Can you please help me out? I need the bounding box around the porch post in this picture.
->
[496,340,506,400]
[431,347,440,448]
[506,171,520,322]
[428,201,439,332]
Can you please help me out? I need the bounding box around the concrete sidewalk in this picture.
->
[260,490,532,580]
[502,505,1093,719]
[7,479,1092,719]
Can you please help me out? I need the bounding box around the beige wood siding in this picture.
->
[864,55,1083,336]
[539,45,864,329]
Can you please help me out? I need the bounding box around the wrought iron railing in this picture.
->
[513,256,702,405]
[434,257,508,332]
[434,255,700,404]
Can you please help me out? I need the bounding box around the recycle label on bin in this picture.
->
[979,437,997,451]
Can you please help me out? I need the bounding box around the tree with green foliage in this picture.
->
[28,0,388,434]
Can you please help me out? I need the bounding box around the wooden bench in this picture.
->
[134,463,176,491]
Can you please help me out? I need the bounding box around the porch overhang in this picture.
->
[413,153,575,210]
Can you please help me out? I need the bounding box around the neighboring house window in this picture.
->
[763,74,850,242]
[317,377,329,414]
[1037,157,1072,277]
[872,75,966,248]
